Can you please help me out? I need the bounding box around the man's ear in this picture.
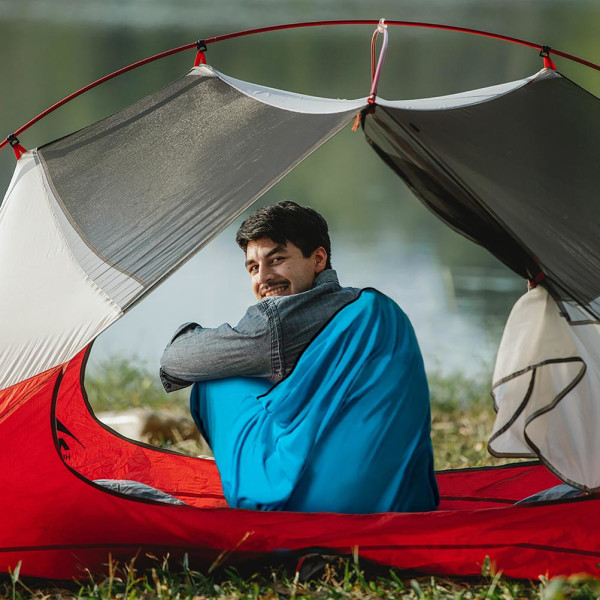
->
[313,246,328,274]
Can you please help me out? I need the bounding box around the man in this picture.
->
[161,201,439,513]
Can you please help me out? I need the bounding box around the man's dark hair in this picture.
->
[236,201,332,269]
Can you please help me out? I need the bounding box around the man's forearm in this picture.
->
[160,319,272,391]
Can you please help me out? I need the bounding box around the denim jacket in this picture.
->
[160,269,359,392]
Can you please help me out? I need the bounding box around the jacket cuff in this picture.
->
[159,368,193,393]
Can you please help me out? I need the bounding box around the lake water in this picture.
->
[1,1,598,378]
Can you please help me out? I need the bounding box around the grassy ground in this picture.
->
[2,358,595,599]
[5,554,600,600]
[427,370,515,470]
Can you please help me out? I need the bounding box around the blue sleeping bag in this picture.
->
[190,289,439,513]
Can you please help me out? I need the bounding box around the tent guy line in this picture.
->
[2,18,599,158]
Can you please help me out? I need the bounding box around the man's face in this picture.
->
[245,237,328,300]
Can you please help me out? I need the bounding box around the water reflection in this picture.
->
[0,2,597,376]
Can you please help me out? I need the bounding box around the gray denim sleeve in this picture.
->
[160,304,272,391]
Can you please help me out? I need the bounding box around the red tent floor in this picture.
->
[1,349,598,580]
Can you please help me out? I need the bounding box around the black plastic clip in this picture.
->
[196,40,207,53]
[539,45,551,58]
[6,133,27,159]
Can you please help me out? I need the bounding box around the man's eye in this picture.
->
[248,265,258,274]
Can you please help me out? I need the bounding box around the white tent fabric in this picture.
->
[220,64,536,112]
[376,72,539,110]
[489,286,600,490]
[216,67,367,113]
[0,153,123,390]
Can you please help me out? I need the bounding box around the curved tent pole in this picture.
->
[1,40,199,155]
[2,18,600,154]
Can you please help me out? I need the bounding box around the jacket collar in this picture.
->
[313,269,339,288]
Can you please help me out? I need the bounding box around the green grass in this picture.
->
[5,553,600,600]
[428,369,505,470]
[8,356,590,599]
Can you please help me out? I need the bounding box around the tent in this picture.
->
[1,22,600,579]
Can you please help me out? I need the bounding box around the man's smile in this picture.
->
[261,282,290,298]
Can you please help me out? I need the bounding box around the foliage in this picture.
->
[86,356,496,414]
[85,355,188,413]
[428,370,510,470]
[428,369,492,412]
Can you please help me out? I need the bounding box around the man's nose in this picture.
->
[257,264,274,285]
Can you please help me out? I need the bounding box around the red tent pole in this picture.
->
[0,41,198,152]
[2,19,599,153]
[202,20,600,72]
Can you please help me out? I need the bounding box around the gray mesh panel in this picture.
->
[38,68,358,300]
[365,71,600,312]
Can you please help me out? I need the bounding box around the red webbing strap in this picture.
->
[193,51,207,66]
[540,46,557,70]
[528,271,547,289]
[193,40,207,66]
[6,134,27,160]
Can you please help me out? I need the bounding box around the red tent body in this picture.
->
[1,348,598,580]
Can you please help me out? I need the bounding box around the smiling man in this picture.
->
[160,201,439,513]
[160,202,360,385]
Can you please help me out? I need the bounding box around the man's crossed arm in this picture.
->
[160,304,272,392]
